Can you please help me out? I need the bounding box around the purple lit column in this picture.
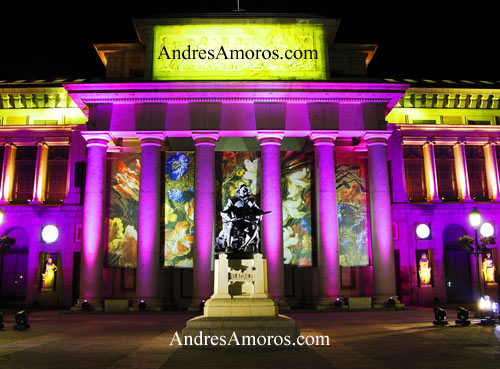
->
[192,133,218,307]
[136,133,164,307]
[80,134,110,308]
[0,143,16,204]
[257,132,285,305]
[364,133,398,306]
[310,133,341,305]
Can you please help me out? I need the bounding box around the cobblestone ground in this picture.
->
[0,309,499,369]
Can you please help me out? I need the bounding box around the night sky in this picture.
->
[1,3,499,81]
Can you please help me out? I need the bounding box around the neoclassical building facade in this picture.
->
[0,15,498,309]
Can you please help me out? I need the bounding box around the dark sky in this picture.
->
[1,2,499,81]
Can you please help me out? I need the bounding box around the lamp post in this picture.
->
[468,207,482,300]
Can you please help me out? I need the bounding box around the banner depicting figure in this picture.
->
[336,152,369,266]
[164,152,195,267]
[281,151,314,267]
[107,153,140,268]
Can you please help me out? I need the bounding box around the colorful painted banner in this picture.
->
[336,152,369,266]
[220,151,261,207]
[164,152,195,267]
[281,151,314,267]
[107,154,140,268]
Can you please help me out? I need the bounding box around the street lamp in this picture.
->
[468,207,482,300]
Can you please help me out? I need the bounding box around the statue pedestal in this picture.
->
[183,253,299,346]
[39,291,58,307]
[483,282,498,298]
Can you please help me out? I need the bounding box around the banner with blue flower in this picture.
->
[336,152,369,266]
[164,152,195,267]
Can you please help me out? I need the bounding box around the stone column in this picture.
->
[0,143,17,204]
[483,142,500,201]
[32,142,49,204]
[191,133,218,309]
[79,134,110,310]
[363,133,400,307]
[310,133,341,307]
[453,140,473,202]
[136,133,164,309]
[257,132,286,308]
[422,139,441,202]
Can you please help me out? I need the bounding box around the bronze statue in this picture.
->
[215,184,269,254]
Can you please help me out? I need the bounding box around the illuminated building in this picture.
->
[0,14,497,309]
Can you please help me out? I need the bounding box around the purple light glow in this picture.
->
[313,135,341,298]
[81,138,108,301]
[137,137,162,300]
[192,136,217,300]
[259,135,284,299]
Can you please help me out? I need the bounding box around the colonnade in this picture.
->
[79,131,398,308]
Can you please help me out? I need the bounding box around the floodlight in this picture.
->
[138,300,147,312]
[433,307,448,326]
[13,310,30,330]
[455,307,471,326]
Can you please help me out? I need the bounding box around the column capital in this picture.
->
[37,141,48,148]
[454,138,467,146]
[423,137,436,146]
[137,131,166,145]
[81,132,112,146]
[257,131,284,145]
[192,132,219,146]
[485,140,497,147]
[137,132,165,147]
[309,132,338,146]
[363,131,392,146]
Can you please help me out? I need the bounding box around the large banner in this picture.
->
[336,152,369,266]
[107,154,140,268]
[153,23,327,81]
[164,152,195,267]
[281,151,314,267]
[220,151,261,207]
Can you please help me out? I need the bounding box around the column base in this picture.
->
[274,297,291,312]
[372,295,405,309]
[188,298,207,312]
[70,298,104,312]
[311,297,344,310]
[129,298,165,312]
[462,198,475,202]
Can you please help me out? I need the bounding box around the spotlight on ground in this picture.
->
[455,307,471,326]
[334,298,343,309]
[478,296,499,326]
[433,307,448,326]
[199,300,205,312]
[13,310,30,330]
[138,300,147,312]
[0,310,4,329]
[82,300,90,311]
[387,297,396,308]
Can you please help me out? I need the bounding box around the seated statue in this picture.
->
[215,184,269,254]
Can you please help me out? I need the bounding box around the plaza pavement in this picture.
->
[0,308,499,369]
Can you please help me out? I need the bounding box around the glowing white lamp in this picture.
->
[469,207,481,228]
[416,224,431,239]
[480,222,494,238]
[41,225,59,243]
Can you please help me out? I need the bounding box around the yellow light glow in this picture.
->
[152,23,327,81]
